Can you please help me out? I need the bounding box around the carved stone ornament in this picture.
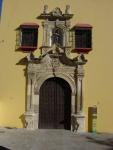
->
[65,5,71,14]
[43,5,48,14]
[51,7,62,16]
[28,72,35,81]
[38,5,73,20]
[24,6,87,133]
[51,57,60,68]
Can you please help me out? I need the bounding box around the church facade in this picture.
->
[0,0,113,133]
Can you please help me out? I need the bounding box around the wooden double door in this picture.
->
[39,77,71,130]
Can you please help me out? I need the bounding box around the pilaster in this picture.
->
[74,54,87,132]
[25,64,39,129]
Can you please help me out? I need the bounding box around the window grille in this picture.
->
[19,23,39,52]
[71,24,92,53]
[75,29,92,49]
[21,28,38,47]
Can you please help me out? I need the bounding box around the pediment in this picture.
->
[40,45,75,67]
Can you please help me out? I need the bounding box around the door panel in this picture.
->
[39,77,71,130]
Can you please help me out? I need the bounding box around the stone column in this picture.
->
[25,71,38,130]
[65,21,71,47]
[26,74,32,111]
[42,22,46,46]
[76,65,84,114]
[74,61,86,132]
[63,32,66,47]
[65,30,70,47]
[49,28,52,46]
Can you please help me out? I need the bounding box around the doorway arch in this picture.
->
[39,77,71,130]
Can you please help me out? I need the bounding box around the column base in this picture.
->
[24,111,38,130]
[71,113,85,133]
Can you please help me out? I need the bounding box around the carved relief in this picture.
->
[51,7,62,16]
[24,6,87,132]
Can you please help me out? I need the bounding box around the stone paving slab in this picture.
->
[0,129,113,150]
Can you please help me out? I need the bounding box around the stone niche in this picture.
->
[24,6,87,132]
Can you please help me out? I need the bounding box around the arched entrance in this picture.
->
[39,77,71,130]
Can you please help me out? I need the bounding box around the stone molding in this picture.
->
[24,6,87,132]
[25,51,86,132]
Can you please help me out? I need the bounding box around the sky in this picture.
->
[0,0,2,16]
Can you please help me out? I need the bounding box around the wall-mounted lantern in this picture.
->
[71,24,92,54]
[19,23,39,52]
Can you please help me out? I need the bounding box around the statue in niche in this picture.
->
[52,28,63,47]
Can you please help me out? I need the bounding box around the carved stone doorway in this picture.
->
[24,7,87,132]
[39,77,71,130]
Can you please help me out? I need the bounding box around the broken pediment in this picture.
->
[37,5,73,20]
[51,7,62,17]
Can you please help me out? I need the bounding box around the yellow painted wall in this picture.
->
[0,0,113,132]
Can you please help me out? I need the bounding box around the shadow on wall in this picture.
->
[16,58,28,128]
[15,26,30,129]
[17,60,27,128]
[71,115,79,132]
[19,114,27,128]
[0,146,11,150]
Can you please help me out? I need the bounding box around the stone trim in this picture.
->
[24,6,87,132]
[34,72,76,95]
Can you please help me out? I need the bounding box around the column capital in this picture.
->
[28,72,36,82]
[75,65,84,78]
[76,54,87,65]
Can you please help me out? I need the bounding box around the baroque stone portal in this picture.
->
[24,6,87,132]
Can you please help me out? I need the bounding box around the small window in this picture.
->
[72,24,92,53]
[52,28,63,47]
[75,29,91,48]
[21,28,38,47]
[19,23,39,52]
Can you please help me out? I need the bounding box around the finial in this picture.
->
[65,5,71,14]
[43,5,48,14]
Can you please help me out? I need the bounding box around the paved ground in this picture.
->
[0,129,113,150]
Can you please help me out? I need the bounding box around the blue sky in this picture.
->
[0,0,3,16]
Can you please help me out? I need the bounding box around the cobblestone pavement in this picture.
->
[0,128,113,150]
